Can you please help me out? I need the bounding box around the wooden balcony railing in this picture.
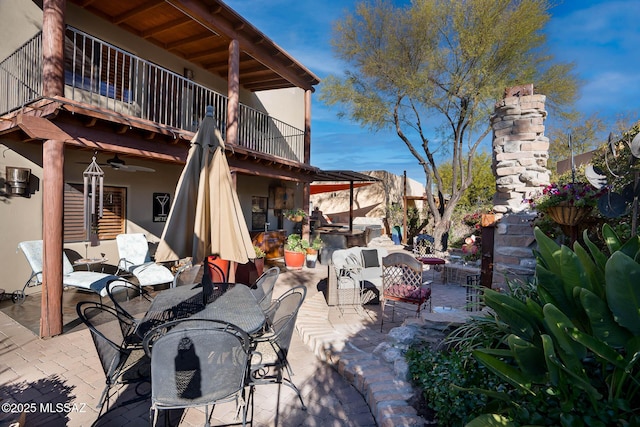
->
[0,27,305,163]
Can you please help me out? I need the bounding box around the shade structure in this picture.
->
[155,106,254,265]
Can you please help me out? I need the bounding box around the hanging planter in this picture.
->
[284,208,307,223]
[545,203,593,226]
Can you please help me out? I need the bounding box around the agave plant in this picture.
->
[466,224,640,426]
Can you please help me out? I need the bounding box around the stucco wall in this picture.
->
[0,144,185,294]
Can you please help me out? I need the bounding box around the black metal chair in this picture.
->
[105,279,153,349]
[250,266,279,312]
[171,262,204,288]
[142,319,252,427]
[76,301,150,415]
[249,285,307,411]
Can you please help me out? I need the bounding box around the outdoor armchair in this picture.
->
[115,233,174,290]
[16,240,125,304]
[380,252,432,331]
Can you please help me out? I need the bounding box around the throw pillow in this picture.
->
[361,249,379,268]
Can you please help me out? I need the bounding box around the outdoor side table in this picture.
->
[74,257,108,272]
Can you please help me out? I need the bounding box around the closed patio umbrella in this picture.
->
[155,106,254,265]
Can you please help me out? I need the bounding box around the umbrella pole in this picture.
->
[228,261,237,282]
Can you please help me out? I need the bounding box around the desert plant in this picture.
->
[467,224,640,426]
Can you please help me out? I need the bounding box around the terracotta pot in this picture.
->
[306,247,318,255]
[254,257,265,277]
[284,249,305,270]
[545,205,592,226]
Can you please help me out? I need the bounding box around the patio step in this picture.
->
[296,292,425,426]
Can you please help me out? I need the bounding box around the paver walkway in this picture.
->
[0,250,473,426]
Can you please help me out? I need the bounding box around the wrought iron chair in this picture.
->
[76,301,150,415]
[380,253,432,331]
[16,240,123,304]
[172,262,203,288]
[248,285,307,410]
[412,234,435,257]
[105,280,152,349]
[250,266,279,312]
[115,233,174,290]
[142,319,252,427]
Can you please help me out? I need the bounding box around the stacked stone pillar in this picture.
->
[489,84,550,288]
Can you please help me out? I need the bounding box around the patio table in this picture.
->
[135,282,265,339]
[135,284,206,339]
[190,284,266,335]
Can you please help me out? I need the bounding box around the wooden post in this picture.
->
[304,89,311,164]
[42,0,65,98]
[40,0,65,338]
[302,182,310,240]
[41,139,65,337]
[226,39,240,146]
[402,171,408,244]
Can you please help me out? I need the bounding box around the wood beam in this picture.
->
[166,0,317,90]
[141,16,191,39]
[112,0,164,24]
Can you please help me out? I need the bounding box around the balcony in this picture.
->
[0,27,305,163]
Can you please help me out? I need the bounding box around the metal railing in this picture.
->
[0,33,42,114]
[0,27,305,163]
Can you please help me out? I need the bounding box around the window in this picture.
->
[251,196,268,231]
[64,183,126,242]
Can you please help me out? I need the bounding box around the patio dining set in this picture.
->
[78,262,306,426]
[16,234,307,426]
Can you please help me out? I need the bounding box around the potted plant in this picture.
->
[305,236,323,268]
[284,208,307,222]
[283,233,308,269]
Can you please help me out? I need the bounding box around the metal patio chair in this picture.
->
[380,252,432,331]
[105,280,153,349]
[250,266,280,312]
[143,319,252,427]
[249,285,307,411]
[76,301,150,415]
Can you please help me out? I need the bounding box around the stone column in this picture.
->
[490,84,550,288]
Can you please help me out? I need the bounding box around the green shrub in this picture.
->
[406,344,495,426]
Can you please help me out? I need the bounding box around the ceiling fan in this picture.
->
[103,154,155,173]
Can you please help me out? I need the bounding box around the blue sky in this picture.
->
[225,0,640,183]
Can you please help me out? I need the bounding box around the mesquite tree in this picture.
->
[320,0,578,249]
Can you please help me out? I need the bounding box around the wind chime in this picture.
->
[83,154,104,242]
